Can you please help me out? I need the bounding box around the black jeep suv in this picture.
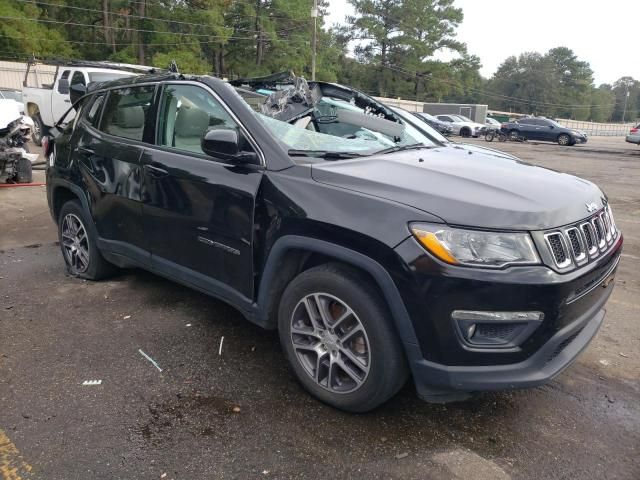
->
[46,72,622,412]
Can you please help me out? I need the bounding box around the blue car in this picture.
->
[503,117,587,146]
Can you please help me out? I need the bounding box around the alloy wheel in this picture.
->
[61,213,90,273]
[290,293,371,394]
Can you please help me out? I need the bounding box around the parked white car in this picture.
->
[22,60,153,145]
[435,114,487,138]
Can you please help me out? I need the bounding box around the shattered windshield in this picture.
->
[238,81,435,157]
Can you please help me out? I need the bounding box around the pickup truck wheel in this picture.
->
[31,114,44,146]
[15,158,33,183]
[58,200,117,280]
[278,264,408,412]
[558,133,571,146]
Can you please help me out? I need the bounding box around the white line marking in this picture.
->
[219,336,224,356]
[138,349,163,372]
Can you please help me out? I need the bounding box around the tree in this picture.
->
[345,0,466,98]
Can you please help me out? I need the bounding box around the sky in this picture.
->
[326,0,637,85]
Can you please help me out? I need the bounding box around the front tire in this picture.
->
[58,200,116,280]
[278,263,408,412]
[460,127,471,138]
[558,133,571,146]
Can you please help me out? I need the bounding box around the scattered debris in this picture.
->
[160,473,167,479]
[232,406,241,413]
[185,323,192,327]
[123,315,131,320]
[82,380,102,386]
[262,470,269,475]
[380,436,387,442]
[218,336,225,356]
[395,452,409,460]
[251,346,256,352]
[619,352,628,358]
[599,359,610,366]
[605,394,615,404]
[139,349,163,372]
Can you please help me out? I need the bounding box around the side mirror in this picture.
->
[69,83,87,106]
[201,128,259,164]
[57,78,70,94]
[549,125,554,129]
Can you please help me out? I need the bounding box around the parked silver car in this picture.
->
[625,124,640,145]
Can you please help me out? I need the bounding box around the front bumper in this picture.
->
[393,234,621,401]
[407,285,607,401]
[574,135,588,144]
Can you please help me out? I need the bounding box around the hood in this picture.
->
[0,99,21,129]
[311,147,605,231]
[450,143,518,160]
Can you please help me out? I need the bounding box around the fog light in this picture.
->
[451,310,544,348]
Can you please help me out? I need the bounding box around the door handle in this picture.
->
[144,164,169,178]
[64,99,71,103]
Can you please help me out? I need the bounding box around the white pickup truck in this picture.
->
[22,60,154,145]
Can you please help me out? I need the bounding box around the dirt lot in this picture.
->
[1,138,639,479]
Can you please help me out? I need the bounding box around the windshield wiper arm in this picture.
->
[287,149,367,160]
[375,143,432,155]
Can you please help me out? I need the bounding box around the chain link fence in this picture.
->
[556,119,636,137]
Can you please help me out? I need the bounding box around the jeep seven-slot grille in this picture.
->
[544,207,618,269]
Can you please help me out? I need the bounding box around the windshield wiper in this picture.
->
[288,149,367,160]
[374,143,432,155]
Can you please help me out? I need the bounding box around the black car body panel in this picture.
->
[46,73,621,403]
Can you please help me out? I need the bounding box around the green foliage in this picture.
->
[0,0,632,122]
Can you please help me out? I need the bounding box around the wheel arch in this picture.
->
[50,181,91,225]
[254,235,420,348]
[26,102,40,117]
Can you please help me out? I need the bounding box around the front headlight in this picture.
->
[410,223,540,268]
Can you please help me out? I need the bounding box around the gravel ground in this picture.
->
[0,138,639,479]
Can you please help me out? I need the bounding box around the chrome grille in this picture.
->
[543,207,619,269]
[592,216,606,250]
[566,228,586,263]
[580,222,598,257]
[545,233,570,268]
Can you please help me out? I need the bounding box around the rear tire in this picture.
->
[31,114,44,146]
[15,157,32,183]
[509,129,520,141]
[278,263,408,412]
[58,200,117,280]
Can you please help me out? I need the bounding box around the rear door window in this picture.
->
[71,71,86,87]
[99,86,155,142]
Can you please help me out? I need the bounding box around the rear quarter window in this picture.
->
[99,85,155,142]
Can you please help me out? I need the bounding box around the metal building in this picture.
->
[421,103,488,123]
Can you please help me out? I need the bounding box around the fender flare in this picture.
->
[255,235,420,347]
[49,178,92,222]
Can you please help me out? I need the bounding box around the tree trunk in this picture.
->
[138,0,145,64]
